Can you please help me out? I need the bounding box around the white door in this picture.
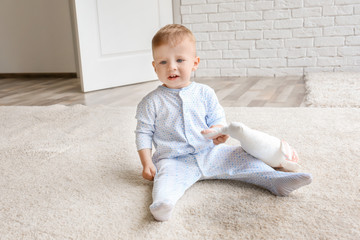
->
[72,0,173,92]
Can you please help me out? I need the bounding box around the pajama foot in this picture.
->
[271,173,312,196]
[150,201,175,221]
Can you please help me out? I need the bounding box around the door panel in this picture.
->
[72,0,173,92]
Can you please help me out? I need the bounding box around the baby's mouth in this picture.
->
[168,74,179,80]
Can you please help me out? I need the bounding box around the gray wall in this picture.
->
[0,0,76,73]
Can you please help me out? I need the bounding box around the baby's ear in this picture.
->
[192,57,200,71]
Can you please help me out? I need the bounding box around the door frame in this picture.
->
[69,0,82,80]
[172,0,181,24]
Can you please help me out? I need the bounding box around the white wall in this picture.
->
[0,0,76,73]
[181,0,360,77]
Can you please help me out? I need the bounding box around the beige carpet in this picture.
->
[305,72,360,107]
[1,105,359,240]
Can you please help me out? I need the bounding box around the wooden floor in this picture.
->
[0,76,306,107]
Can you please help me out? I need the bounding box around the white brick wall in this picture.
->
[180,0,360,77]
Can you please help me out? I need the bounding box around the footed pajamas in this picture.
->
[135,82,312,221]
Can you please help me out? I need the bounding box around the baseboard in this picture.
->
[0,73,77,78]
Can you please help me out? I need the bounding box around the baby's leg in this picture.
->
[234,163,312,197]
[205,145,312,196]
[151,158,201,221]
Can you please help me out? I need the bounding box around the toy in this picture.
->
[202,122,301,172]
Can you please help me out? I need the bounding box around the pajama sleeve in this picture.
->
[205,88,227,127]
[135,97,155,151]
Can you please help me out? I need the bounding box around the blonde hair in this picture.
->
[152,24,196,51]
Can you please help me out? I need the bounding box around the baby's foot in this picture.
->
[150,201,175,221]
[280,140,301,172]
[272,173,312,196]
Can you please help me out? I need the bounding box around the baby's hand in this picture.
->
[143,163,156,181]
[201,125,229,145]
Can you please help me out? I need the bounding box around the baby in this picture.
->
[135,24,312,221]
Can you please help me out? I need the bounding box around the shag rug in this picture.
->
[304,72,360,107]
[1,105,359,240]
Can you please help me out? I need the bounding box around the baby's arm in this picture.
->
[203,87,228,145]
[138,148,156,181]
[136,97,157,181]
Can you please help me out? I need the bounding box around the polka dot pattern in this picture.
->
[135,82,226,162]
[136,82,312,211]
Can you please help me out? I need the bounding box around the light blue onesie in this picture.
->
[135,82,311,215]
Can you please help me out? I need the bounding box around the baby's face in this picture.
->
[152,38,200,89]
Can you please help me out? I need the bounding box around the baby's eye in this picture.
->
[159,61,167,65]
[177,59,184,63]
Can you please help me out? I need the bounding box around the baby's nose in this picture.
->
[168,61,177,70]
